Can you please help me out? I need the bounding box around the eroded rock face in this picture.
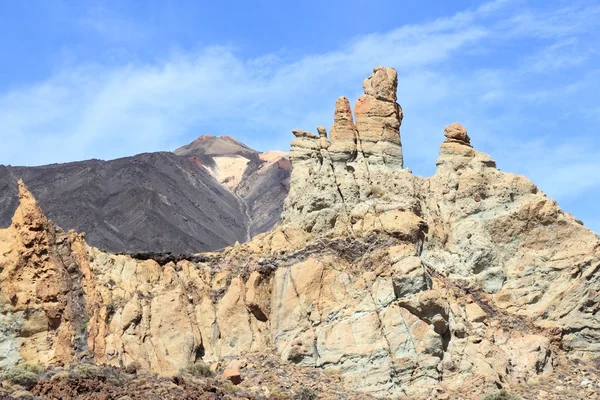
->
[1,67,599,399]
[0,180,95,368]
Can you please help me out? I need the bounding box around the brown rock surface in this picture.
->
[1,67,600,399]
[444,122,471,144]
[354,67,404,170]
[362,66,398,101]
[329,96,357,143]
[221,368,242,385]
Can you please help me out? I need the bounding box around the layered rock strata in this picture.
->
[1,67,599,399]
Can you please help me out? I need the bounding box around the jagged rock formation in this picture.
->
[1,67,599,399]
[0,136,290,253]
[283,67,413,236]
[0,181,93,368]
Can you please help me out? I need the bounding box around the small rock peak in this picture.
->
[354,67,403,146]
[443,123,471,146]
[17,179,28,195]
[12,179,49,230]
[330,96,357,143]
[362,66,398,102]
[334,96,353,119]
[292,129,317,139]
[317,125,331,149]
[317,126,328,138]
[316,126,331,149]
[287,66,404,174]
[437,123,496,170]
[18,179,41,210]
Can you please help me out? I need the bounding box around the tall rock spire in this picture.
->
[328,96,358,161]
[354,66,404,170]
[11,179,50,231]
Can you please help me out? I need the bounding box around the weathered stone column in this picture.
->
[354,66,404,170]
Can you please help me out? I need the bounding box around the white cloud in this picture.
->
[0,6,494,166]
[78,5,149,43]
[501,3,600,39]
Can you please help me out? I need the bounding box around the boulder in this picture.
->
[444,122,471,145]
[221,368,242,385]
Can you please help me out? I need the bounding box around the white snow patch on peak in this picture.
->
[210,155,251,190]
[259,151,288,164]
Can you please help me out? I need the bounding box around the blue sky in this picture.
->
[1,0,600,231]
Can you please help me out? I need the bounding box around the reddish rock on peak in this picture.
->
[329,96,357,142]
[444,122,471,145]
[362,66,398,102]
[12,179,49,231]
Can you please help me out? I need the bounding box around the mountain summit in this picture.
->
[175,134,291,236]
[175,134,256,157]
[0,136,290,253]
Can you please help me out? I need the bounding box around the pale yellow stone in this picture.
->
[465,303,487,323]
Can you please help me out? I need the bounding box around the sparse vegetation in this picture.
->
[483,390,520,400]
[3,363,44,389]
[79,316,90,332]
[125,361,141,374]
[270,391,292,399]
[369,186,386,198]
[221,381,238,392]
[70,363,101,379]
[106,303,116,317]
[180,362,213,377]
[294,387,317,400]
[70,363,124,384]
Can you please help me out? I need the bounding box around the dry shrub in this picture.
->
[3,363,43,389]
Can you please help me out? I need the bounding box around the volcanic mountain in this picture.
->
[0,136,290,253]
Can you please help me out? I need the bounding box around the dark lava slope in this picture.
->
[0,136,290,253]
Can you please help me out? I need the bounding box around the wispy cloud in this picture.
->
[78,5,149,43]
[524,39,590,73]
[1,0,599,228]
[0,3,496,165]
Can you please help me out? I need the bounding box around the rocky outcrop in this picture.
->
[1,67,599,399]
[0,181,95,369]
[283,67,416,237]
